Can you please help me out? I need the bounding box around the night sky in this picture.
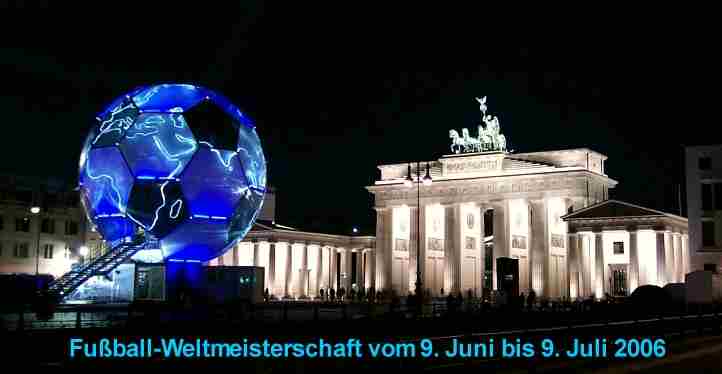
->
[0,4,717,235]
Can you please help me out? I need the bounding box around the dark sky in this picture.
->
[0,3,718,235]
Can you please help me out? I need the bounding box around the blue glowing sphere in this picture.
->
[79,84,266,262]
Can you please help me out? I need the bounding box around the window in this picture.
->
[15,190,32,203]
[65,194,79,207]
[65,220,79,235]
[43,244,54,259]
[613,241,625,254]
[702,184,713,210]
[15,218,30,232]
[703,221,716,247]
[704,263,717,273]
[13,242,29,258]
[41,218,55,234]
[43,193,58,207]
[699,157,712,170]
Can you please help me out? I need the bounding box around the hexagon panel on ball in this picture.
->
[79,83,266,263]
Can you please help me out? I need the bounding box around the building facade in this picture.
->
[0,175,99,278]
[562,200,688,299]
[209,221,375,299]
[685,145,722,273]
[367,149,614,299]
[208,190,375,299]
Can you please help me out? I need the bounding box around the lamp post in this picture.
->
[404,162,432,306]
[30,206,41,289]
[79,245,89,266]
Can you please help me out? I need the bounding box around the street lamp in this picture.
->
[30,206,41,288]
[79,245,89,265]
[405,162,432,305]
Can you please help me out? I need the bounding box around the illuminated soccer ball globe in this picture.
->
[78,84,266,262]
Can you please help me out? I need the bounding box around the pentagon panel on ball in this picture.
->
[79,83,266,262]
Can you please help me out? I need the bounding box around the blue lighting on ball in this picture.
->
[80,83,266,262]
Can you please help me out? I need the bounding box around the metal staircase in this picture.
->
[47,234,157,300]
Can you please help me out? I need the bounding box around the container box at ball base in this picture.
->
[204,266,265,304]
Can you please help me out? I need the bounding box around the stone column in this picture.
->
[567,233,579,298]
[409,206,418,294]
[232,244,239,266]
[674,232,684,283]
[367,249,376,290]
[355,250,362,290]
[418,205,427,295]
[492,200,509,290]
[682,234,690,278]
[628,229,639,293]
[343,248,352,291]
[444,203,461,294]
[529,199,548,296]
[285,243,292,298]
[329,247,337,290]
[579,233,591,297]
[656,230,667,286]
[316,245,323,297]
[375,208,393,291]
[478,205,486,297]
[664,232,674,284]
[301,243,308,297]
[594,232,604,298]
[268,241,276,297]
[253,241,259,267]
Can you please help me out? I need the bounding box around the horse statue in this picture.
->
[478,124,493,151]
[461,128,482,153]
[449,129,465,153]
[498,134,507,151]
[449,96,509,154]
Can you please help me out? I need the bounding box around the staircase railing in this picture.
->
[46,234,158,300]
